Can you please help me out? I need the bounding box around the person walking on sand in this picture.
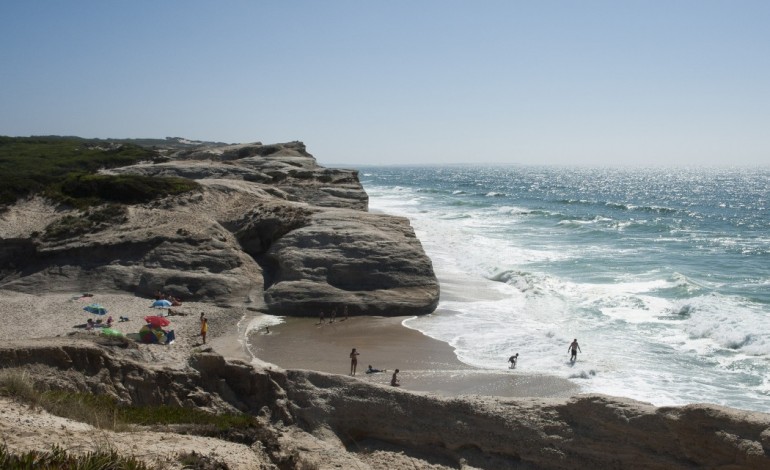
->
[508,353,519,368]
[391,369,400,386]
[349,348,360,375]
[319,310,325,324]
[343,305,349,321]
[330,308,337,323]
[201,318,208,344]
[568,339,581,362]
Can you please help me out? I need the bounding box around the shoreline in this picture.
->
[0,289,578,399]
[246,314,578,398]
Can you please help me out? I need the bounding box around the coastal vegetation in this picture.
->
[0,370,258,433]
[41,204,129,240]
[0,136,199,208]
[0,369,259,469]
[0,445,152,470]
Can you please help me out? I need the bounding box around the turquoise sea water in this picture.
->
[357,165,770,412]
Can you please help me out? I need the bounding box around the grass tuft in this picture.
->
[0,373,263,469]
[0,372,259,432]
[0,370,39,407]
[0,444,152,470]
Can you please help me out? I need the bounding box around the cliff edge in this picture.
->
[0,141,439,317]
[1,339,768,469]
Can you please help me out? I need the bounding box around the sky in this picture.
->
[1,1,768,166]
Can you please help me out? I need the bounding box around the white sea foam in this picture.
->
[364,167,770,412]
[243,313,284,336]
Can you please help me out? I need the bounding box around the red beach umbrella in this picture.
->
[144,316,171,328]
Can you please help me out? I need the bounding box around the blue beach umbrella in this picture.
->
[83,303,107,315]
[151,299,173,308]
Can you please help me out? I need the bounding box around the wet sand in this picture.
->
[247,314,578,398]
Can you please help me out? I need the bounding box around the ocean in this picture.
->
[356,165,770,413]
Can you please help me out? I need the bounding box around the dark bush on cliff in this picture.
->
[57,173,200,205]
[42,204,129,240]
[0,136,197,207]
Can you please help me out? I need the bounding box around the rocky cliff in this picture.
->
[2,339,768,469]
[0,141,439,316]
[3,141,768,469]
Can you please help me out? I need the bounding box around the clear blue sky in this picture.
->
[1,1,768,166]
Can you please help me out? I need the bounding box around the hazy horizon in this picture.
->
[2,1,768,167]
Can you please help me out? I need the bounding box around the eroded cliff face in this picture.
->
[2,339,768,470]
[0,141,439,316]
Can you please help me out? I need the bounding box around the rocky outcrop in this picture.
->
[283,371,770,469]
[0,337,289,420]
[262,209,440,316]
[0,141,439,316]
[2,339,768,470]
[115,141,369,210]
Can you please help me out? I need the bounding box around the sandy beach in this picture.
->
[0,290,245,370]
[0,289,576,399]
[3,291,770,469]
[246,314,578,398]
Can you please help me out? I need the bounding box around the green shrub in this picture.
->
[177,450,231,469]
[42,204,129,240]
[0,136,198,207]
[59,173,199,205]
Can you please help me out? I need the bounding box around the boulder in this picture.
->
[263,209,440,316]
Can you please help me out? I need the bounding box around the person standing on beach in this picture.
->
[391,369,400,386]
[568,339,581,362]
[201,318,208,344]
[349,348,360,375]
[343,305,349,321]
[319,310,325,324]
[330,308,337,323]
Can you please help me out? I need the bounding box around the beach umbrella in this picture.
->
[83,304,107,315]
[144,315,170,328]
[151,299,173,308]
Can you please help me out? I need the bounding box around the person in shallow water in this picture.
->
[508,353,519,368]
[568,339,581,362]
[366,365,385,374]
[391,369,400,386]
[349,348,360,375]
